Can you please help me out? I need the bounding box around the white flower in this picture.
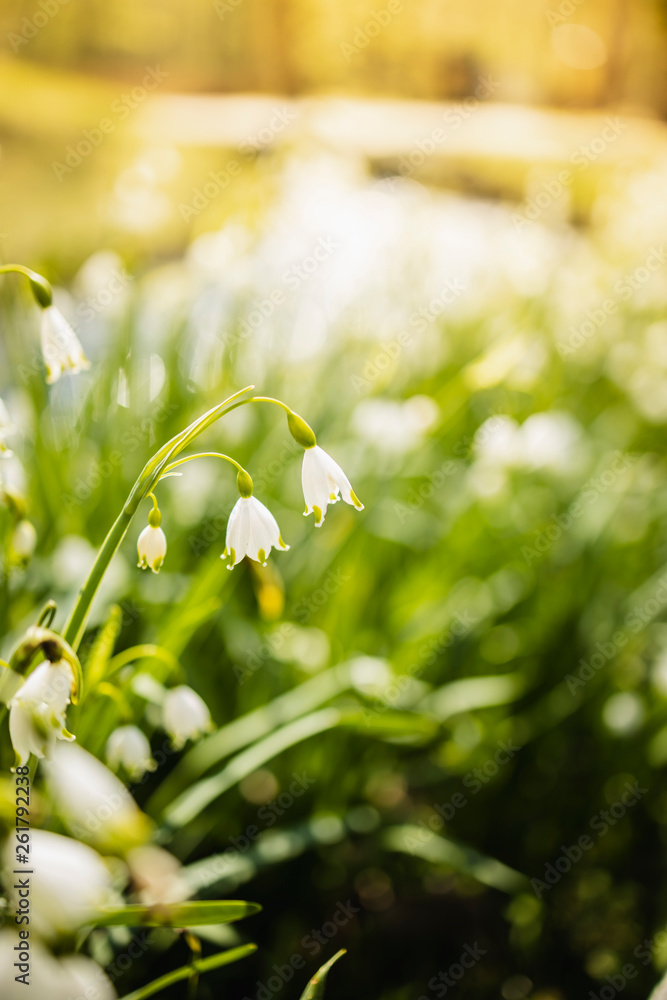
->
[163,685,212,749]
[8,659,75,765]
[0,932,116,999]
[0,397,13,456]
[2,830,119,941]
[302,445,364,526]
[40,305,90,384]
[44,742,153,852]
[106,725,156,780]
[223,496,289,569]
[126,845,191,906]
[137,524,167,573]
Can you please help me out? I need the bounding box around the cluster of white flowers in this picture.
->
[138,412,364,576]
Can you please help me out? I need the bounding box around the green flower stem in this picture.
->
[116,943,257,1000]
[0,264,52,307]
[162,451,246,476]
[61,386,254,652]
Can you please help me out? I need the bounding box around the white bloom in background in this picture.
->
[163,685,212,749]
[106,725,156,780]
[0,933,117,999]
[0,397,13,456]
[126,845,191,906]
[40,305,90,384]
[137,523,167,572]
[223,496,289,569]
[8,659,75,765]
[2,830,119,941]
[10,519,37,562]
[44,742,153,852]
[302,445,364,526]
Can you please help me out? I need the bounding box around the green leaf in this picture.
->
[117,942,257,1000]
[298,950,346,1000]
[93,899,261,927]
[384,825,528,894]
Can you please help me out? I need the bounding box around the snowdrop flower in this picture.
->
[224,496,289,568]
[137,496,167,573]
[3,830,120,941]
[222,467,288,569]
[44,742,153,852]
[40,305,90,384]
[163,685,212,749]
[8,659,75,765]
[106,725,156,780]
[301,445,364,526]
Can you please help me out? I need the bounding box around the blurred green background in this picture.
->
[2,1,667,998]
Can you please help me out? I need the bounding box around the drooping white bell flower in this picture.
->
[2,830,120,942]
[301,445,364,526]
[44,742,153,852]
[163,685,212,749]
[223,495,289,569]
[137,525,167,573]
[137,502,167,573]
[8,659,75,765]
[40,305,90,384]
[106,725,156,780]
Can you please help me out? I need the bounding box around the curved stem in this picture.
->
[250,395,291,413]
[162,452,246,477]
[0,264,52,307]
[61,386,254,651]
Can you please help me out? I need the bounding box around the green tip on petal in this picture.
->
[257,548,266,565]
[312,505,323,526]
[151,558,163,574]
[350,490,364,509]
[278,534,289,550]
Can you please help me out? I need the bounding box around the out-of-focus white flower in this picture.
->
[8,660,75,765]
[44,742,152,852]
[223,496,288,569]
[302,445,363,526]
[10,519,37,562]
[0,397,13,456]
[137,524,167,573]
[0,933,117,999]
[40,305,90,384]
[3,831,119,941]
[163,685,212,749]
[126,845,191,906]
[106,725,156,780]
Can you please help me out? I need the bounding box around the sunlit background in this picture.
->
[2,1,667,998]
